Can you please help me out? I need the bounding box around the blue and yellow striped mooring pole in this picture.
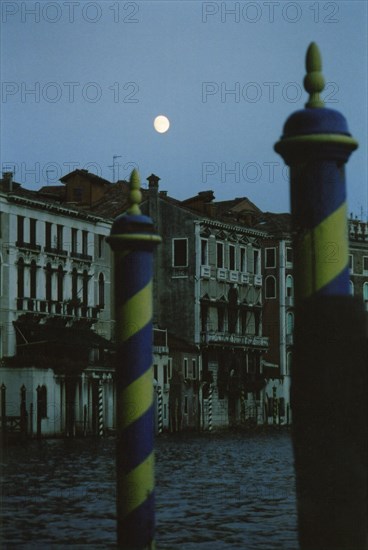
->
[275,43,367,549]
[107,169,161,549]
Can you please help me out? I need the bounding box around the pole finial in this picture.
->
[304,42,325,108]
[127,168,142,215]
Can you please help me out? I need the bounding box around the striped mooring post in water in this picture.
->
[275,43,367,549]
[107,169,161,550]
[208,384,213,432]
[98,380,104,437]
[156,386,163,435]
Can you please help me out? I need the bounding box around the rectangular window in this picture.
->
[57,225,63,250]
[153,364,158,382]
[173,239,188,267]
[254,249,260,275]
[168,358,172,379]
[363,256,368,274]
[184,396,188,414]
[217,307,224,332]
[349,254,353,273]
[30,218,37,246]
[192,359,197,379]
[286,247,293,265]
[98,235,104,258]
[229,245,235,270]
[82,230,88,255]
[17,216,24,244]
[265,247,276,268]
[183,358,188,379]
[240,247,246,272]
[71,228,78,254]
[163,364,168,385]
[201,239,208,265]
[45,222,52,249]
[216,242,224,268]
[164,404,167,420]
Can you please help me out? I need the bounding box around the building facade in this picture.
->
[141,177,270,429]
[0,173,114,437]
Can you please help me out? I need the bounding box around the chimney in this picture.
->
[2,171,13,191]
[147,173,160,194]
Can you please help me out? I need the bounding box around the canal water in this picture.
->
[0,431,298,549]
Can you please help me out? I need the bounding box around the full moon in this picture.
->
[154,115,170,133]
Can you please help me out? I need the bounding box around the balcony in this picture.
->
[45,246,68,258]
[286,333,293,345]
[16,241,41,253]
[201,331,269,348]
[217,268,227,281]
[240,273,250,285]
[228,270,239,283]
[200,265,211,279]
[254,275,263,287]
[285,296,294,307]
[171,266,188,278]
[70,251,93,262]
[16,298,99,319]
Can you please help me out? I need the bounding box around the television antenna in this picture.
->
[109,155,122,183]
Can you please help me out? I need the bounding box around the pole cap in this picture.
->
[106,169,161,251]
[274,43,358,164]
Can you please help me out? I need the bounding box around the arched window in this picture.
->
[363,282,368,301]
[57,265,64,302]
[349,280,354,296]
[98,273,105,308]
[82,270,89,306]
[265,275,276,299]
[72,268,78,301]
[286,312,294,335]
[45,263,52,301]
[17,257,24,298]
[30,260,37,299]
[286,274,293,297]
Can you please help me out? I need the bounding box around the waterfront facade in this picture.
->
[141,177,270,429]
[0,173,114,437]
[2,169,367,436]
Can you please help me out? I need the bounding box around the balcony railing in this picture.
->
[254,274,263,287]
[217,268,227,281]
[44,246,68,257]
[16,241,41,253]
[286,333,294,345]
[240,273,250,285]
[201,331,269,347]
[200,265,211,279]
[16,298,99,319]
[70,251,93,262]
[228,270,239,283]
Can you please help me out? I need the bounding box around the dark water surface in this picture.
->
[0,431,298,549]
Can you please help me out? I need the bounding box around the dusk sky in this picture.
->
[1,1,367,216]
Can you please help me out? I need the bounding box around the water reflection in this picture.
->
[1,431,298,549]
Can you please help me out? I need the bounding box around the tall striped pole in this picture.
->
[275,43,367,549]
[208,384,213,432]
[156,386,163,435]
[107,169,161,550]
[98,380,104,437]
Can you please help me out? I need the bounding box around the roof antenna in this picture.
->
[109,155,122,183]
